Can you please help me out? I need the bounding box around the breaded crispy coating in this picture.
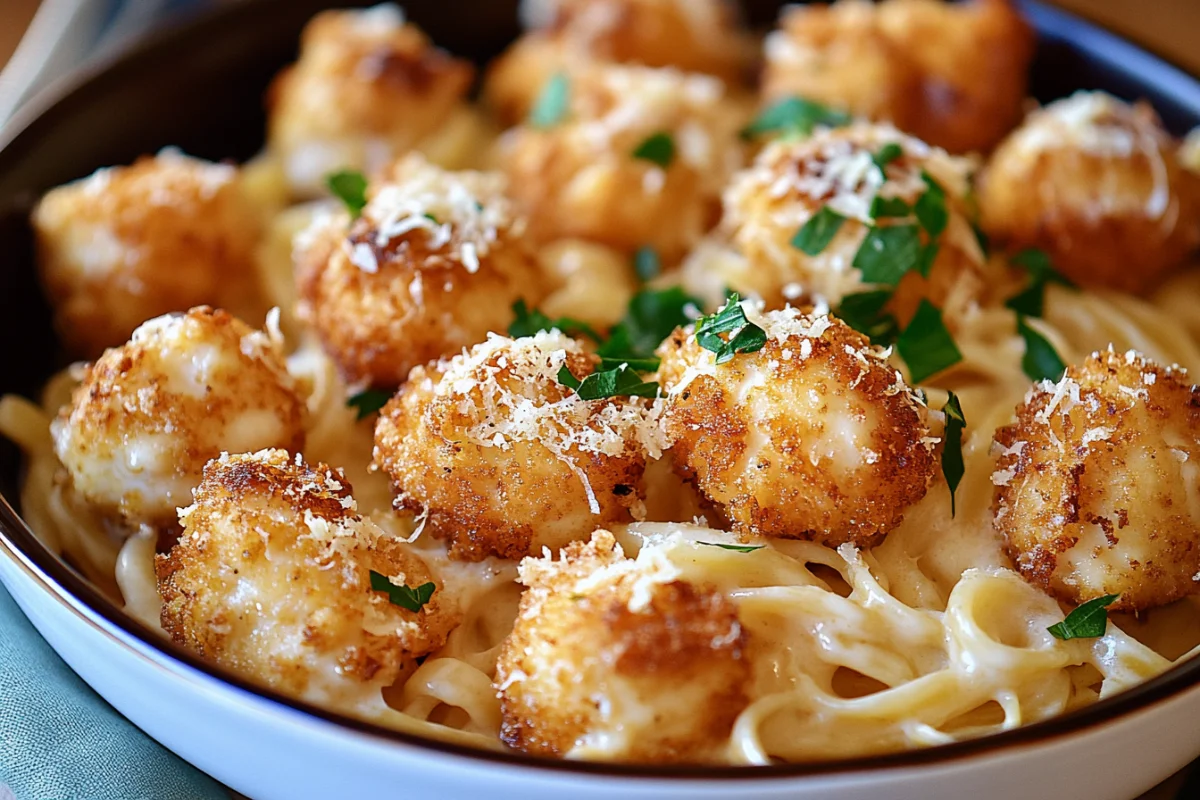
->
[32,150,262,357]
[372,331,667,561]
[267,4,474,195]
[980,92,1200,293]
[658,302,936,546]
[51,307,305,529]
[495,530,750,761]
[295,155,546,388]
[993,349,1200,612]
[157,449,458,718]
[763,0,1033,154]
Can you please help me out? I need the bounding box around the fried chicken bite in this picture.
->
[495,529,750,762]
[763,0,1033,154]
[684,123,986,326]
[51,307,305,530]
[485,0,750,125]
[157,449,458,720]
[993,349,1200,613]
[267,4,473,196]
[979,92,1200,293]
[372,331,667,561]
[295,155,546,388]
[497,62,747,262]
[658,301,937,547]
[32,150,263,357]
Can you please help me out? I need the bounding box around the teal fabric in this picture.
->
[0,582,226,800]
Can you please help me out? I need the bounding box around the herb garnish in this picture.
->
[557,363,660,400]
[597,286,700,369]
[1016,316,1067,382]
[530,72,570,128]
[872,142,903,173]
[369,570,436,613]
[740,96,852,141]
[854,225,924,286]
[347,389,390,421]
[694,294,768,365]
[509,299,602,343]
[914,172,948,238]
[869,196,911,219]
[837,290,900,346]
[941,392,966,517]
[698,541,765,553]
[633,132,676,168]
[634,246,661,282]
[1006,248,1075,318]
[327,170,368,218]
[792,206,846,256]
[896,300,962,383]
[1047,594,1119,640]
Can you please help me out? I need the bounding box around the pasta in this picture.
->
[4,0,1200,769]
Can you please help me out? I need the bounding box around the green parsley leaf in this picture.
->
[1047,594,1120,640]
[941,392,966,517]
[914,172,948,238]
[837,290,900,346]
[1005,280,1047,318]
[326,170,368,218]
[369,570,436,612]
[694,294,768,365]
[854,224,923,286]
[971,222,991,258]
[347,388,390,421]
[792,206,846,256]
[632,132,676,168]
[740,96,852,140]
[633,246,661,282]
[598,287,700,364]
[1016,316,1067,382]
[557,363,660,400]
[915,241,940,279]
[872,142,903,174]
[896,300,962,383]
[1012,248,1075,288]
[509,299,601,343]
[869,196,911,219]
[698,541,765,553]
[530,72,570,128]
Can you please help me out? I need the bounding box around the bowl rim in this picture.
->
[3,0,1200,782]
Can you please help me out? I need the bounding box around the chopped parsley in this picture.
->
[698,541,765,553]
[915,241,940,279]
[530,72,570,128]
[1016,316,1067,382]
[326,170,368,218]
[1047,594,1119,640]
[869,196,911,219]
[871,142,903,173]
[896,300,962,384]
[597,286,700,368]
[369,570,436,613]
[837,290,900,346]
[941,392,966,517]
[740,96,851,141]
[854,224,924,286]
[914,172,948,238]
[1006,248,1075,318]
[792,206,846,256]
[971,222,991,258]
[346,388,390,421]
[633,246,661,282]
[557,363,660,400]
[694,294,768,365]
[633,132,676,168]
[509,299,601,343]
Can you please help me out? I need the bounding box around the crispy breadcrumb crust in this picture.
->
[993,349,1200,612]
[658,306,936,546]
[51,307,305,529]
[32,151,262,357]
[295,156,546,388]
[763,0,1033,154]
[157,449,458,711]
[980,92,1200,294]
[495,530,750,761]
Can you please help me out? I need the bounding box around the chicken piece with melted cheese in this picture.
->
[497,62,747,262]
[979,92,1200,293]
[51,307,306,530]
[295,155,546,388]
[157,449,458,720]
[993,349,1200,613]
[658,302,937,547]
[373,331,668,561]
[485,0,750,125]
[495,529,750,761]
[267,4,474,196]
[684,123,986,326]
[32,150,263,358]
[763,0,1033,155]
